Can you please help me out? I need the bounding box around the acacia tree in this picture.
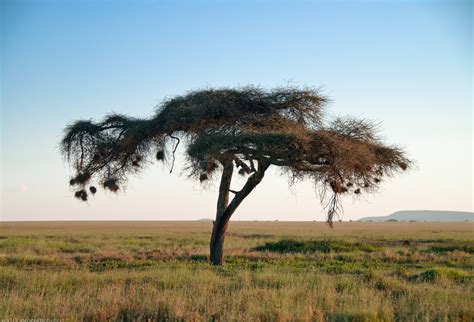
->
[61,86,411,265]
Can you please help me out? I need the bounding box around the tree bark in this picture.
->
[210,159,269,265]
[210,159,233,265]
[209,219,229,265]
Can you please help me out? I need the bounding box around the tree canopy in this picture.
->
[62,86,411,225]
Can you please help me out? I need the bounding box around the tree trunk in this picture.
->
[210,217,230,265]
[209,159,269,265]
[210,159,233,265]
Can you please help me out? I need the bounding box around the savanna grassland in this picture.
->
[1,221,473,321]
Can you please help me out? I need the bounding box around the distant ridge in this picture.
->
[358,210,474,222]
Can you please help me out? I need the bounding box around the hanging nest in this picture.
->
[131,155,142,167]
[374,178,381,183]
[199,173,208,182]
[398,162,408,171]
[330,181,346,194]
[156,150,165,161]
[75,172,91,184]
[103,179,119,192]
[354,188,361,194]
[89,186,97,194]
[74,189,88,201]
[207,161,218,173]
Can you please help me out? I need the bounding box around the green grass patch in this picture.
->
[87,257,154,272]
[253,239,382,254]
[410,267,472,284]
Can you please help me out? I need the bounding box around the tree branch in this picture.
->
[223,161,270,221]
[233,157,252,174]
[167,134,180,173]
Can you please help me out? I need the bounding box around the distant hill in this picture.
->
[358,210,474,222]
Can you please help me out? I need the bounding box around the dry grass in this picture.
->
[1,221,473,321]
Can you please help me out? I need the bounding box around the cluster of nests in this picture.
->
[68,152,155,202]
[328,177,381,195]
[195,159,251,183]
[198,161,218,183]
[69,150,166,202]
[70,171,120,202]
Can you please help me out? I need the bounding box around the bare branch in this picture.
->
[168,134,180,173]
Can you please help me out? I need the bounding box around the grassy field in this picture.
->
[1,221,473,321]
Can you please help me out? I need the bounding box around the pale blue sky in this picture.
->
[1,0,472,221]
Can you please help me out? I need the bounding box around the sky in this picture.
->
[1,0,472,222]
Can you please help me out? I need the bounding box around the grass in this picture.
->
[0,221,473,321]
